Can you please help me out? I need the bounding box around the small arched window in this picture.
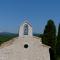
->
[24,24,28,35]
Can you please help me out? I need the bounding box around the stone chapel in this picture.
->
[0,19,50,60]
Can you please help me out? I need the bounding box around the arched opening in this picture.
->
[24,24,28,35]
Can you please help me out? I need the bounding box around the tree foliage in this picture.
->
[42,19,56,48]
[56,24,60,56]
[42,19,57,60]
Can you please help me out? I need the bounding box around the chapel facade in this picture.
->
[0,19,50,60]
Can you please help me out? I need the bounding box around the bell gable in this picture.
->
[19,20,33,37]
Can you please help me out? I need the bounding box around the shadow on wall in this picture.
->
[49,48,55,60]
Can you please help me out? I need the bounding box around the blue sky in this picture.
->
[0,0,60,34]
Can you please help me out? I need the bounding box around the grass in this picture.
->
[0,34,18,45]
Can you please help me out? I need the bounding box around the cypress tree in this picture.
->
[42,19,56,60]
[42,19,56,48]
[56,24,60,56]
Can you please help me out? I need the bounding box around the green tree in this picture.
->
[42,19,56,48]
[42,19,56,60]
[56,24,60,56]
